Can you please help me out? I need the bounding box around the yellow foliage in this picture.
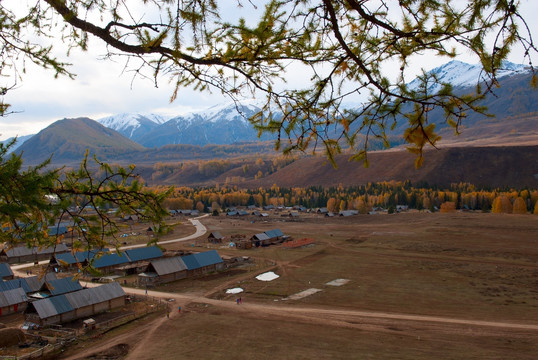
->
[492,195,512,214]
[512,197,527,214]
[440,201,456,213]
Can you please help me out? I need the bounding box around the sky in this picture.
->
[1,0,537,141]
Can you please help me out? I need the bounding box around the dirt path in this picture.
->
[60,285,538,360]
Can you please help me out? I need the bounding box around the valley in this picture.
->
[51,211,538,359]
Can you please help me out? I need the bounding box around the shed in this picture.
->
[139,256,188,286]
[25,282,125,326]
[251,233,270,247]
[207,232,225,244]
[0,243,69,264]
[0,263,14,280]
[0,287,28,316]
[181,250,224,276]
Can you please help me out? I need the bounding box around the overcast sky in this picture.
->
[1,0,537,141]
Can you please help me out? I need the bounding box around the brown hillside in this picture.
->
[241,146,538,188]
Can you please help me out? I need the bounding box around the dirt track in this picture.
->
[59,279,538,360]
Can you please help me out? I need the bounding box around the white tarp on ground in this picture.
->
[226,287,244,294]
[284,288,322,300]
[256,271,279,281]
[325,279,350,286]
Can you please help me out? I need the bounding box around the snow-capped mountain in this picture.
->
[97,113,168,142]
[406,60,530,94]
[93,60,534,148]
[139,101,276,147]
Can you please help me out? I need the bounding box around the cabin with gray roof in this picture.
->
[0,243,69,264]
[50,246,163,275]
[0,273,57,294]
[207,232,225,244]
[0,263,14,280]
[251,229,285,246]
[0,287,28,316]
[138,256,188,286]
[24,282,125,326]
[139,250,223,286]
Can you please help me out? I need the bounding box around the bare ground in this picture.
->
[57,212,538,359]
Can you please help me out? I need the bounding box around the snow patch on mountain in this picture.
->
[407,60,529,93]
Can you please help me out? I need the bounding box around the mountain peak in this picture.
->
[407,59,530,93]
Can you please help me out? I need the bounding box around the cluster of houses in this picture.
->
[1,244,226,327]
[0,262,126,326]
[207,228,287,248]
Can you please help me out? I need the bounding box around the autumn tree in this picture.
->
[1,1,536,165]
[440,201,456,213]
[492,195,512,214]
[512,197,527,214]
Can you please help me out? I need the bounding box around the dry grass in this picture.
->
[56,211,538,359]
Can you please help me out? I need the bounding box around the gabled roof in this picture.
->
[0,273,57,294]
[0,287,27,307]
[208,232,224,240]
[30,283,124,319]
[92,252,129,268]
[252,233,270,241]
[64,282,125,309]
[43,277,83,296]
[193,250,223,268]
[182,251,223,270]
[148,257,187,276]
[54,248,110,266]
[1,243,69,258]
[265,229,284,238]
[124,246,163,262]
[0,263,14,279]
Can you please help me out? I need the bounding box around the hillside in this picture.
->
[17,118,145,164]
[242,146,538,189]
[131,145,538,189]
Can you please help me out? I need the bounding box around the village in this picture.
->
[1,206,538,359]
[0,206,325,358]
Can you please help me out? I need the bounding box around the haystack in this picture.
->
[0,328,26,347]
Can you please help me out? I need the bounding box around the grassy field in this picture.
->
[59,211,538,359]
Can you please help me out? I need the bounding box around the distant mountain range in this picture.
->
[11,60,538,174]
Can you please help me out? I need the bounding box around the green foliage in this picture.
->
[0,141,170,267]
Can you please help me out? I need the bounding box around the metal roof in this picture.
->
[265,229,284,238]
[49,294,74,314]
[192,250,223,268]
[0,273,56,293]
[1,243,68,258]
[0,263,14,279]
[180,254,201,270]
[0,278,30,293]
[252,233,270,241]
[124,246,163,262]
[182,251,223,270]
[44,277,83,296]
[64,282,125,309]
[54,248,110,266]
[92,252,129,268]
[0,287,27,307]
[208,232,224,239]
[31,298,60,319]
[149,257,187,276]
